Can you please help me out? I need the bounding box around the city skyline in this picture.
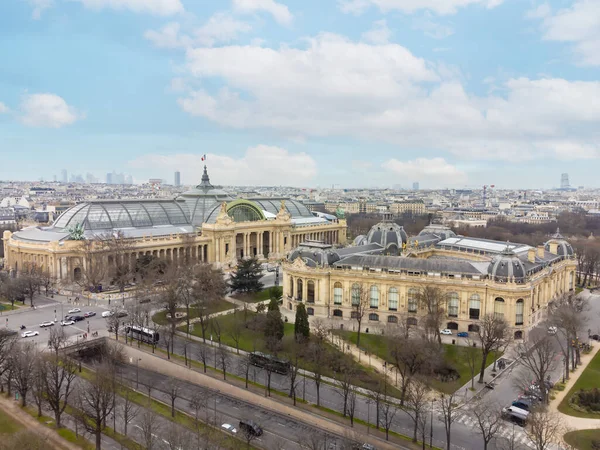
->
[1,1,599,189]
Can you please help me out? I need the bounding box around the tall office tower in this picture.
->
[174,171,181,187]
[561,173,570,190]
[61,169,67,183]
[115,173,125,185]
[413,182,419,190]
[125,174,133,185]
[106,172,113,185]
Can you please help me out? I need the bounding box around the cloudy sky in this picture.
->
[1,0,599,189]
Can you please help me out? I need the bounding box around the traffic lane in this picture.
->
[117,363,309,450]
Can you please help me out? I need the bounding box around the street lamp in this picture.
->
[87,321,90,335]
[136,357,141,389]
[430,398,435,448]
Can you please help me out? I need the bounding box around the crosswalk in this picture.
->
[453,411,535,449]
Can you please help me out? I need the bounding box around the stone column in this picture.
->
[302,278,308,302]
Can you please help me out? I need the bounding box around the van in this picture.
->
[502,406,529,426]
[239,420,263,436]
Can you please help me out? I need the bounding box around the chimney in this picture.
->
[549,242,559,255]
[528,248,536,263]
[537,245,545,258]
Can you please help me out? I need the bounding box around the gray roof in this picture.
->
[333,255,486,275]
[246,197,314,218]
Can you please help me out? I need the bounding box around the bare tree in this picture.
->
[477,314,510,383]
[10,341,37,407]
[0,331,16,393]
[472,400,503,450]
[347,386,358,427]
[309,319,329,406]
[217,345,229,381]
[102,230,135,293]
[165,378,181,418]
[106,312,122,342]
[189,388,211,448]
[240,424,260,449]
[44,332,78,427]
[461,337,479,389]
[526,409,565,450]
[299,432,333,450]
[239,352,252,389]
[76,238,107,293]
[164,420,194,450]
[31,354,46,418]
[192,263,228,342]
[161,324,173,360]
[162,268,180,354]
[516,332,558,404]
[350,283,370,348]
[229,308,243,354]
[439,393,458,450]
[20,262,42,307]
[119,388,139,437]
[197,343,210,373]
[334,360,357,418]
[417,286,446,344]
[379,395,398,440]
[285,342,302,406]
[404,378,430,443]
[388,336,435,405]
[139,409,161,450]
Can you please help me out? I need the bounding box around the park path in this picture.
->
[547,342,600,431]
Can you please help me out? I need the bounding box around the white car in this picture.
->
[102,311,114,318]
[39,321,55,327]
[22,331,39,338]
[68,308,81,314]
[440,329,453,335]
[60,320,75,326]
[548,326,558,335]
[221,423,237,434]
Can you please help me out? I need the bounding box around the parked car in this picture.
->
[84,311,96,318]
[116,311,128,318]
[139,298,151,304]
[22,331,39,338]
[73,315,85,322]
[239,420,263,436]
[457,332,469,338]
[502,406,528,427]
[512,398,533,411]
[221,423,237,434]
[440,329,453,335]
[591,334,600,341]
[60,320,75,326]
[39,321,55,327]
[68,308,81,314]
[548,326,558,335]
[101,311,114,318]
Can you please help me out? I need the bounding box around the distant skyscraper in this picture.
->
[561,173,570,190]
[61,169,67,183]
[125,174,133,185]
[413,182,419,190]
[106,172,113,184]
[174,171,181,187]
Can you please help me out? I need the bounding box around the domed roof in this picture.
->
[355,222,407,254]
[488,247,526,282]
[176,166,234,227]
[544,228,574,257]
[288,248,341,267]
[418,224,456,241]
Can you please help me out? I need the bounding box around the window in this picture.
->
[494,297,505,319]
[307,280,315,303]
[351,283,360,306]
[369,313,379,321]
[334,282,343,305]
[407,317,418,327]
[468,324,480,332]
[333,309,343,317]
[370,286,379,308]
[408,288,418,312]
[515,299,524,325]
[448,292,459,317]
[297,279,303,301]
[447,322,458,330]
[387,315,398,323]
[514,330,523,340]
[225,243,229,254]
[307,307,314,316]
[350,311,358,319]
[388,287,399,311]
[289,276,294,297]
[469,294,480,320]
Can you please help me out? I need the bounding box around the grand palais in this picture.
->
[282,222,577,339]
[2,167,346,282]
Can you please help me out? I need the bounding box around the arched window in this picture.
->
[514,330,523,339]
[447,292,459,317]
[350,311,358,319]
[369,313,379,321]
[494,297,505,319]
[515,299,524,325]
[333,309,343,317]
[334,282,343,305]
[351,283,360,306]
[297,279,303,301]
[388,287,399,311]
[468,324,480,332]
[289,276,294,297]
[408,288,418,313]
[307,307,314,316]
[370,286,379,308]
[447,322,459,330]
[73,267,82,282]
[388,315,398,323]
[307,280,315,304]
[407,317,418,327]
[469,294,480,320]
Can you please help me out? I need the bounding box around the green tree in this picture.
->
[267,297,279,312]
[229,257,263,294]
[264,298,284,348]
[294,303,310,341]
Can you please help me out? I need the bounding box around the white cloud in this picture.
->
[352,160,373,170]
[73,0,183,16]
[338,0,503,15]
[20,94,81,128]
[144,22,191,49]
[412,12,454,39]
[177,33,600,162]
[128,146,316,186]
[525,3,551,20]
[361,20,392,44]
[24,0,53,19]
[232,0,292,25]
[0,102,9,114]
[384,157,467,186]
[535,0,600,66]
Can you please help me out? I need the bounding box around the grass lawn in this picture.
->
[152,298,235,325]
[332,330,500,394]
[231,288,277,303]
[558,348,600,418]
[564,429,600,450]
[184,311,404,398]
[0,407,22,434]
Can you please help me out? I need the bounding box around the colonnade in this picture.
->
[290,230,339,247]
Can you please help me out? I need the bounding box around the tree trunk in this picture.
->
[95,429,102,450]
[316,383,320,406]
[356,319,362,348]
[413,416,418,442]
[171,399,175,418]
[55,412,61,429]
[478,350,489,383]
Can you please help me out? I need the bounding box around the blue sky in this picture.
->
[0,0,599,189]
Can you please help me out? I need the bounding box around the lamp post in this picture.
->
[430,398,434,448]
[367,399,371,435]
[136,357,141,389]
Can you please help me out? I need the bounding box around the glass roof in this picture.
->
[247,198,313,218]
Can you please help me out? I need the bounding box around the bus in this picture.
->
[249,352,291,375]
[125,325,160,345]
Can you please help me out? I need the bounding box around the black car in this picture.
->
[591,334,600,341]
[239,420,263,437]
[73,315,85,322]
